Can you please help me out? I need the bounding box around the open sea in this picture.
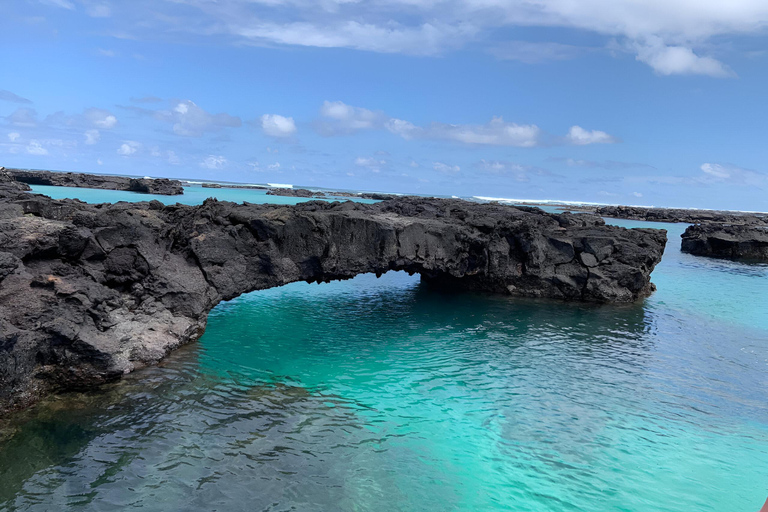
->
[1,185,766,511]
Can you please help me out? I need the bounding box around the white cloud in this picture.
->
[167,150,180,165]
[316,100,387,135]
[565,126,618,145]
[633,192,643,197]
[96,0,768,76]
[385,118,422,140]
[84,129,100,145]
[117,141,140,156]
[7,132,20,142]
[159,100,241,137]
[233,20,472,56]
[429,117,541,147]
[97,158,103,165]
[200,155,227,169]
[699,163,768,187]
[433,161,460,174]
[267,162,281,170]
[634,38,733,77]
[261,114,297,137]
[26,140,48,155]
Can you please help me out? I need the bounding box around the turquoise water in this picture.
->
[27,184,377,206]
[1,188,767,511]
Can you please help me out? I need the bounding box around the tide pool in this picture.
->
[1,187,766,511]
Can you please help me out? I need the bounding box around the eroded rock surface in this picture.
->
[0,184,666,414]
[594,205,768,225]
[6,169,184,195]
[681,224,768,261]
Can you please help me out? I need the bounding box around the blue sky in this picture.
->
[1,0,768,210]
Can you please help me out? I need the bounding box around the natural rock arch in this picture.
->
[0,190,666,413]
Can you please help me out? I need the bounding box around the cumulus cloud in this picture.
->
[84,129,100,145]
[565,126,618,145]
[7,132,20,142]
[634,38,734,77]
[0,90,32,104]
[151,100,241,137]
[117,141,141,156]
[316,100,387,136]
[200,155,227,169]
[84,108,118,129]
[260,114,297,138]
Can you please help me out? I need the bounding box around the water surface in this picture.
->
[1,188,766,511]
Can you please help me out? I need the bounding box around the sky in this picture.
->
[1,0,768,210]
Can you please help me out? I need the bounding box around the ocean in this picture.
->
[1,185,766,511]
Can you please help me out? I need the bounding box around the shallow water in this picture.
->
[27,184,377,206]
[1,189,767,511]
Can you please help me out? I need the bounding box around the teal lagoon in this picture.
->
[1,187,766,511]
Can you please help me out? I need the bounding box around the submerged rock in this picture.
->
[681,224,768,262]
[5,169,184,195]
[0,186,666,414]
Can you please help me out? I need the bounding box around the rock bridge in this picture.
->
[0,188,666,413]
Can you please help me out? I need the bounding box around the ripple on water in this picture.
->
[1,263,767,511]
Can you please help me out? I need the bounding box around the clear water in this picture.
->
[27,184,377,206]
[1,189,767,511]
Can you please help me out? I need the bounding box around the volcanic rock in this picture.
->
[0,187,666,414]
[6,169,184,195]
[681,224,768,262]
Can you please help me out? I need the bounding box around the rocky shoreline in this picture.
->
[0,180,667,414]
[5,168,184,196]
[681,224,768,262]
[591,205,768,225]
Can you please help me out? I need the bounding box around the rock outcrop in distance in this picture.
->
[6,168,184,195]
[266,188,397,200]
[681,224,768,262]
[0,184,667,414]
[594,205,768,225]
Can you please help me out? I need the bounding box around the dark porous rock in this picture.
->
[266,188,317,197]
[0,189,667,414]
[6,169,184,196]
[681,224,768,262]
[201,183,222,188]
[594,205,768,225]
[0,167,31,192]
